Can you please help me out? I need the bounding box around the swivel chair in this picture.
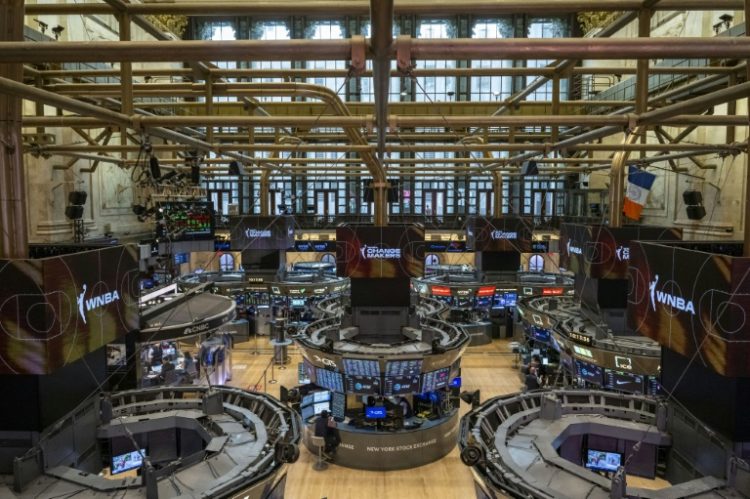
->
[310,435,328,471]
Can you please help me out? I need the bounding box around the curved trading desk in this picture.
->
[302,410,459,470]
[292,293,469,470]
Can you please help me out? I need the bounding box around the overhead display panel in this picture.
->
[385,359,423,377]
[466,216,533,252]
[343,358,381,376]
[336,225,425,278]
[229,215,295,251]
[0,245,140,374]
[158,202,215,241]
[627,240,750,377]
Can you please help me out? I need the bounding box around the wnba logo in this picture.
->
[77,284,121,324]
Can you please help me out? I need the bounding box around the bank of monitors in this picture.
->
[585,450,622,472]
[384,375,421,396]
[529,325,550,343]
[315,368,344,393]
[604,369,644,393]
[385,359,422,377]
[331,391,346,421]
[421,367,450,392]
[343,358,381,376]
[345,375,382,395]
[575,360,603,386]
[111,449,146,475]
[647,376,664,396]
[365,406,387,419]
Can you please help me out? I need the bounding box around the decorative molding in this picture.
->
[577,11,623,35]
[146,15,188,38]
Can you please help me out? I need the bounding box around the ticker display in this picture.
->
[420,367,450,392]
[345,375,382,395]
[331,391,346,420]
[336,225,425,278]
[343,358,381,376]
[384,375,421,396]
[385,359,423,377]
[315,368,344,393]
[158,202,215,241]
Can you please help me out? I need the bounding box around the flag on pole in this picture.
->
[623,166,656,220]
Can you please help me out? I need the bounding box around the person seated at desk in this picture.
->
[314,410,340,458]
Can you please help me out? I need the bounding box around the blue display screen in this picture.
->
[365,406,387,419]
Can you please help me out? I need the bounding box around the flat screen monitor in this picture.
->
[504,292,518,307]
[647,376,664,396]
[345,375,382,395]
[420,367,450,393]
[313,390,331,403]
[301,404,315,421]
[384,375,420,396]
[585,449,622,472]
[291,298,306,308]
[331,391,346,421]
[343,358,381,376]
[385,359,423,377]
[365,406,387,419]
[575,360,603,386]
[542,357,549,366]
[313,401,330,416]
[158,202,214,241]
[111,449,146,475]
[604,369,644,393]
[301,393,316,407]
[314,368,344,393]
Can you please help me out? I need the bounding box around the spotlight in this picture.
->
[65,205,83,220]
[68,191,87,206]
[459,389,481,408]
[51,25,64,40]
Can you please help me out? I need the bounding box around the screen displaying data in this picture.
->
[585,450,621,472]
[385,359,423,377]
[384,375,421,395]
[313,402,330,416]
[575,360,603,385]
[647,376,664,396]
[420,367,450,392]
[331,391,346,420]
[313,390,331,403]
[315,368,344,393]
[604,369,644,393]
[343,358,381,376]
[345,375,382,395]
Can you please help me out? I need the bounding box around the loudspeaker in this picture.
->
[686,205,706,220]
[228,160,241,175]
[682,190,703,205]
[149,155,161,180]
[363,180,374,203]
[68,191,87,206]
[520,160,539,176]
[190,164,200,185]
[65,205,84,220]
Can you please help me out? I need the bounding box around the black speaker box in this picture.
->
[228,160,241,175]
[190,165,200,185]
[686,205,706,220]
[149,156,161,180]
[520,160,539,176]
[682,190,703,206]
[65,205,84,220]
[67,191,87,206]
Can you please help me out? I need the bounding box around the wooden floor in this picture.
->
[225,338,669,499]
[226,338,521,499]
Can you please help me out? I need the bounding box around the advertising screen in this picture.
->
[229,215,295,251]
[336,225,425,278]
[575,360,603,385]
[627,240,750,377]
[467,216,532,252]
[111,450,146,475]
[331,391,346,421]
[384,375,421,396]
[345,375,382,395]
[420,367,450,392]
[158,202,214,241]
[585,450,622,472]
[385,359,423,377]
[314,368,344,393]
[343,358,381,376]
[604,369,644,393]
[365,406,387,419]
[0,245,139,375]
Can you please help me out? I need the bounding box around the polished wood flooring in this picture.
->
[225,338,667,499]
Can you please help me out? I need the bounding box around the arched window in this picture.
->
[425,254,440,267]
[529,254,544,273]
[219,253,235,271]
[320,253,336,264]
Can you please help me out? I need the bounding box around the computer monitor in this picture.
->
[313,390,331,403]
[111,449,146,475]
[542,358,549,365]
[301,404,315,421]
[312,401,330,416]
[291,298,305,308]
[301,393,316,407]
[585,449,622,472]
[365,406,387,419]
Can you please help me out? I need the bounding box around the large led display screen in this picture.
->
[627,241,750,377]
[0,245,139,374]
[229,215,295,251]
[158,202,214,241]
[560,224,681,279]
[336,225,424,278]
[467,216,532,252]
